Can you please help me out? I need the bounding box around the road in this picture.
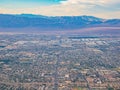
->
[53,54,60,90]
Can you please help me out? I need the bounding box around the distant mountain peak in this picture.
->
[16,14,48,18]
[0,14,119,29]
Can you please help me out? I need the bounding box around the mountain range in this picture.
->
[0,14,120,34]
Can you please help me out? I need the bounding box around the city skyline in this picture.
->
[0,0,120,19]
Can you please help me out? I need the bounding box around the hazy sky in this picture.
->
[0,0,120,18]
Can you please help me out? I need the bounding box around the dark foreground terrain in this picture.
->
[0,33,120,90]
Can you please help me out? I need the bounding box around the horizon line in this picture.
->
[0,13,119,19]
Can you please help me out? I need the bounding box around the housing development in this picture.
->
[0,33,120,90]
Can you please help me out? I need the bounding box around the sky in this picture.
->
[0,0,120,18]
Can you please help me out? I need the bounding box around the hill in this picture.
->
[0,14,120,34]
